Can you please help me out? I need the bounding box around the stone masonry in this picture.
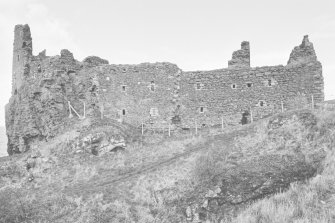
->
[5,24,324,155]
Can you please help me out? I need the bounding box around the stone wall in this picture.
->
[5,24,324,155]
[179,36,323,127]
[92,62,181,127]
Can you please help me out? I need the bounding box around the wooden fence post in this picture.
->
[100,104,104,119]
[311,95,314,110]
[250,107,253,123]
[168,123,171,137]
[68,101,82,118]
[83,101,86,118]
[68,101,73,118]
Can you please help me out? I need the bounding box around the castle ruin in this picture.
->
[5,24,324,155]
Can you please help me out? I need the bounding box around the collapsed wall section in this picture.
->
[228,41,250,69]
[6,37,105,154]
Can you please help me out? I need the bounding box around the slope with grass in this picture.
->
[0,109,334,222]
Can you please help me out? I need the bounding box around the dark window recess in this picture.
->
[122,109,126,115]
[247,83,252,88]
[90,85,96,92]
[232,84,236,89]
[122,86,126,91]
[67,70,76,75]
[241,111,250,125]
[150,81,155,91]
[200,107,204,113]
[172,115,181,124]
[268,80,272,86]
[196,83,201,90]
[260,101,265,107]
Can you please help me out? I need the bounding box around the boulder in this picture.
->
[72,132,126,155]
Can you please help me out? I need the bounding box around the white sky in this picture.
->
[0,0,334,127]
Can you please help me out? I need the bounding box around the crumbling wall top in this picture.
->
[83,56,109,67]
[228,41,250,69]
[287,35,317,65]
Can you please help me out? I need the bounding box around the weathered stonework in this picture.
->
[228,41,250,69]
[5,24,324,155]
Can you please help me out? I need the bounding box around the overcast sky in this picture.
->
[0,0,334,127]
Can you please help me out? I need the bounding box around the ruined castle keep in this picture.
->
[5,24,324,155]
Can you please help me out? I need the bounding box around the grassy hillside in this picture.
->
[232,111,335,223]
[0,127,7,157]
[0,109,334,222]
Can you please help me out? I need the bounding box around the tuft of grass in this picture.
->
[230,110,335,223]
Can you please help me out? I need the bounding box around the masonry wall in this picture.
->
[179,61,323,127]
[5,24,324,155]
[93,63,181,127]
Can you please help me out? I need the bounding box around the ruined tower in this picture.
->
[228,41,250,68]
[12,24,33,95]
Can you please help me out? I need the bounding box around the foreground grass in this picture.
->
[231,111,335,223]
[0,109,334,223]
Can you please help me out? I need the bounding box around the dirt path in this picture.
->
[65,126,253,196]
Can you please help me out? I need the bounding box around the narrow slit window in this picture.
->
[150,81,155,92]
[200,107,204,113]
[122,85,126,92]
[196,83,202,90]
[259,100,265,107]
[247,83,252,88]
[231,84,236,89]
[122,109,126,116]
[268,79,272,86]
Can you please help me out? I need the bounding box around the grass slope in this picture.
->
[0,109,334,223]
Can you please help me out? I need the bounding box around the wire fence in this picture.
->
[68,94,335,138]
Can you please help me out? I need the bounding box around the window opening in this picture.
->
[150,107,159,116]
[150,81,155,92]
